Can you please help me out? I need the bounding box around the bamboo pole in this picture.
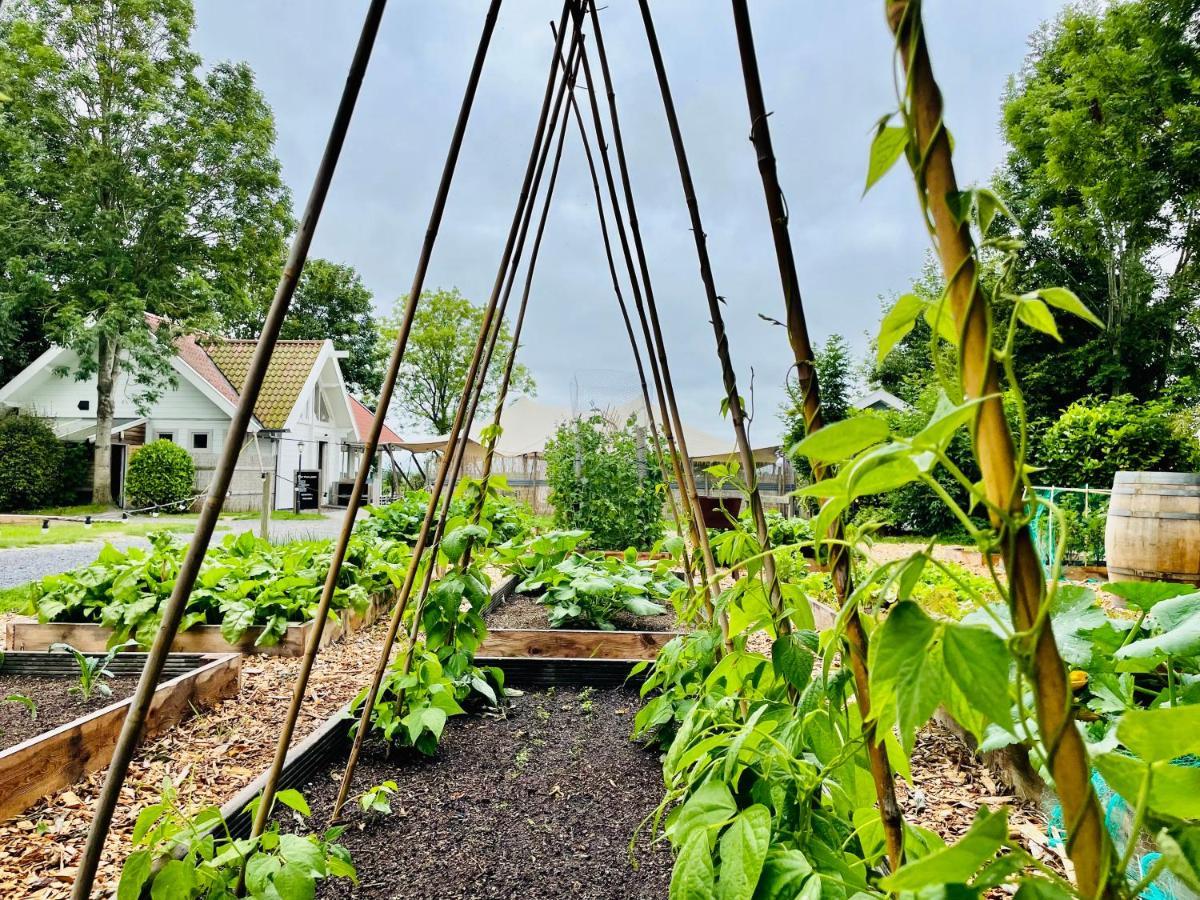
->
[582,5,724,625]
[69,4,390,895]
[635,0,785,631]
[329,2,582,820]
[247,0,504,842]
[549,21,696,594]
[729,0,905,870]
[885,2,1113,894]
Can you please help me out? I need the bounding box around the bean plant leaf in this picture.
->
[278,832,326,876]
[116,850,152,900]
[1094,752,1200,821]
[150,859,197,900]
[442,525,489,564]
[771,632,816,692]
[791,417,889,464]
[1015,296,1061,341]
[752,849,812,900]
[717,805,771,900]
[668,780,738,850]
[941,622,1013,731]
[868,601,942,751]
[272,861,318,900]
[1117,704,1200,763]
[1102,581,1195,611]
[864,125,908,194]
[1157,826,1200,893]
[671,829,716,900]
[1029,287,1103,329]
[876,293,926,363]
[880,807,1007,891]
[274,788,311,818]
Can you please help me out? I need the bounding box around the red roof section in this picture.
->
[350,396,404,445]
[175,332,242,407]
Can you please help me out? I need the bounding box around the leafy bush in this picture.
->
[125,439,196,510]
[544,413,663,551]
[1034,394,1200,489]
[356,479,533,547]
[0,414,68,511]
[31,530,408,648]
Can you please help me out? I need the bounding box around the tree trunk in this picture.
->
[92,334,118,505]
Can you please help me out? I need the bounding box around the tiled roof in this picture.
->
[204,339,325,430]
[174,333,241,407]
[349,396,404,445]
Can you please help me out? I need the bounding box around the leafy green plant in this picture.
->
[358,781,398,816]
[515,552,680,630]
[117,779,355,899]
[50,640,134,701]
[30,530,406,649]
[543,413,664,551]
[357,480,533,547]
[0,413,70,512]
[125,439,197,511]
[3,694,36,720]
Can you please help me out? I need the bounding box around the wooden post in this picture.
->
[886,2,1114,894]
[71,2,392,895]
[259,472,271,540]
[729,0,905,868]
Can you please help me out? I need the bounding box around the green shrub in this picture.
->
[125,439,196,510]
[1034,395,1200,489]
[0,413,67,511]
[544,413,664,551]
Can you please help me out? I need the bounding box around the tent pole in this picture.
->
[329,2,583,820]
[635,0,785,629]
[70,3,391,895]
[730,0,903,868]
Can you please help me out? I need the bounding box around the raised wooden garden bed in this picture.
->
[0,651,240,821]
[172,656,667,900]
[5,589,396,657]
[479,576,683,661]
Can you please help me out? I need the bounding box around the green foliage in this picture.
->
[356,480,533,547]
[31,530,406,648]
[232,259,383,399]
[50,640,133,701]
[0,414,74,512]
[379,288,534,433]
[3,693,36,720]
[999,0,1200,401]
[544,413,664,551]
[124,440,196,511]
[514,552,681,631]
[357,781,397,817]
[0,0,292,502]
[1035,395,1200,489]
[117,779,355,899]
[780,334,856,468]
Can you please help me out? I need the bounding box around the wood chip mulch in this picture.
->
[0,620,400,899]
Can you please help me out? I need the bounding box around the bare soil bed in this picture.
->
[281,686,673,900]
[0,675,144,751]
[486,591,679,633]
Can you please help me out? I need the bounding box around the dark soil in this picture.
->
[0,675,143,751]
[486,592,679,633]
[284,686,673,899]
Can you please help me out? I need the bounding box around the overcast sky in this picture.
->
[191,1,1061,444]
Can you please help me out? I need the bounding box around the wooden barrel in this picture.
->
[1105,471,1200,585]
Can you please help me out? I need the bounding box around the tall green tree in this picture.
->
[232,258,384,399]
[380,288,534,434]
[999,0,1200,399]
[0,0,292,503]
[780,332,856,460]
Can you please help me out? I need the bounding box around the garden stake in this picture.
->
[581,4,726,626]
[330,2,583,820]
[247,0,504,844]
[730,0,905,870]
[886,1,1114,894]
[636,0,786,631]
[550,21,696,593]
[70,4,390,895]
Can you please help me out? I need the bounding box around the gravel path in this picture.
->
[0,510,356,589]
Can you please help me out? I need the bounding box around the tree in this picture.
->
[231,259,384,399]
[780,333,857,457]
[999,0,1200,398]
[381,288,534,434]
[0,0,293,503]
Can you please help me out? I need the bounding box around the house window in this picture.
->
[191,432,211,450]
[314,387,331,423]
[158,432,175,443]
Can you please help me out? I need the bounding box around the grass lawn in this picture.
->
[223,510,326,521]
[0,521,194,550]
[0,582,34,614]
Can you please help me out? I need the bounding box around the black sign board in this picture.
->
[294,470,320,512]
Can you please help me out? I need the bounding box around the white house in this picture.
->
[0,324,404,511]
